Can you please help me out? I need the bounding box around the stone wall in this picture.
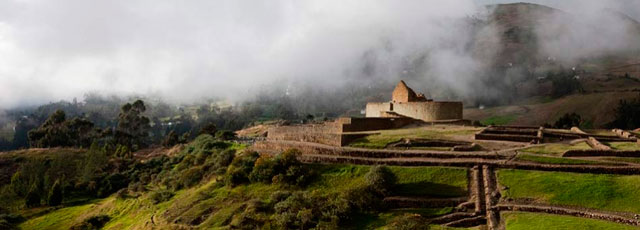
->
[392,101,463,121]
[339,117,415,132]
[365,102,392,118]
[366,101,463,121]
[267,123,343,146]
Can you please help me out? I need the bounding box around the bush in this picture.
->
[551,113,583,129]
[225,151,259,187]
[70,215,111,230]
[248,149,312,186]
[249,156,278,183]
[150,189,174,204]
[215,130,237,140]
[609,94,640,129]
[364,165,397,196]
[24,183,41,208]
[47,179,63,206]
[180,166,204,188]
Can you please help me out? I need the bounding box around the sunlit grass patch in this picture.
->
[498,169,640,214]
[503,212,637,230]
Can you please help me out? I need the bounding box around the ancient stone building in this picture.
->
[366,80,463,121]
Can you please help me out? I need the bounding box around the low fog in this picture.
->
[1,0,639,109]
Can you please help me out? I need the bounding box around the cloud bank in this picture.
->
[0,0,639,109]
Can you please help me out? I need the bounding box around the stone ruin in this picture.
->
[366,80,463,122]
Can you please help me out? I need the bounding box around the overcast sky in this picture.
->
[0,0,638,109]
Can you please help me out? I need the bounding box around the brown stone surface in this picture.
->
[366,80,463,121]
[392,80,426,103]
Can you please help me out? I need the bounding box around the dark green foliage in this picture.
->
[272,191,350,230]
[97,173,128,198]
[548,69,583,98]
[342,186,384,213]
[24,183,41,208]
[0,210,24,230]
[47,179,63,206]
[364,165,397,196]
[215,130,236,140]
[27,110,95,148]
[115,100,151,150]
[180,167,204,188]
[162,130,179,147]
[386,213,431,230]
[80,142,109,184]
[199,122,217,136]
[249,149,313,186]
[225,151,260,187]
[70,215,110,230]
[149,189,174,204]
[609,94,640,129]
[551,113,583,129]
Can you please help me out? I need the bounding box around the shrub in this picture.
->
[342,186,383,213]
[180,166,204,188]
[609,94,640,129]
[47,179,63,206]
[225,151,259,187]
[364,165,397,196]
[199,123,218,136]
[24,183,41,208]
[249,149,312,186]
[215,130,236,140]
[551,113,583,129]
[162,130,179,147]
[150,189,174,204]
[70,215,111,230]
[249,156,278,183]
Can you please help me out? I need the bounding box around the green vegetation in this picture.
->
[516,154,606,165]
[609,93,640,129]
[606,142,640,151]
[6,135,470,229]
[481,114,517,126]
[348,127,480,149]
[503,212,637,230]
[520,142,591,156]
[498,169,640,214]
[391,167,467,197]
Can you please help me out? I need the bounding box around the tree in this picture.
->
[27,110,95,148]
[609,94,640,129]
[25,183,41,207]
[199,122,217,136]
[548,69,582,98]
[551,113,583,129]
[47,179,63,206]
[115,100,150,150]
[162,130,179,147]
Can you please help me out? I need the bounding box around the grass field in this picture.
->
[348,126,480,149]
[606,142,640,151]
[520,142,592,156]
[481,114,517,126]
[503,212,638,230]
[498,169,640,214]
[515,154,607,165]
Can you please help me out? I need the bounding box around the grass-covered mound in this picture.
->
[498,169,640,214]
[348,126,480,149]
[503,212,637,230]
